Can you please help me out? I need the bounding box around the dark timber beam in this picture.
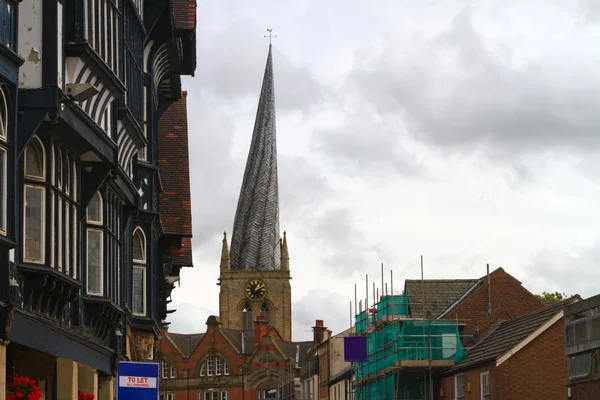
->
[16,110,47,159]
[80,163,110,210]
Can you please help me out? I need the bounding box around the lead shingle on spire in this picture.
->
[230,45,281,271]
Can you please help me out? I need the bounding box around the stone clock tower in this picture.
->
[218,44,293,341]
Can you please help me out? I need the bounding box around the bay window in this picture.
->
[132,227,147,315]
[86,192,103,295]
[23,137,45,263]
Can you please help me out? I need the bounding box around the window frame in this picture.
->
[132,226,147,316]
[86,192,104,295]
[480,371,490,400]
[455,373,464,400]
[22,136,46,264]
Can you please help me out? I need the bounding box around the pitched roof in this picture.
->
[404,279,478,319]
[230,45,281,271]
[158,92,193,238]
[172,0,196,30]
[221,329,255,354]
[166,332,204,358]
[447,298,577,373]
[278,341,314,366]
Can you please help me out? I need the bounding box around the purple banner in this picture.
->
[344,336,368,362]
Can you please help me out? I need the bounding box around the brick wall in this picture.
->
[441,317,567,400]
[496,319,567,400]
[569,379,600,400]
[442,268,544,346]
[440,364,496,400]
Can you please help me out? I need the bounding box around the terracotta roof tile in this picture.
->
[172,0,196,30]
[171,237,193,267]
[158,92,193,237]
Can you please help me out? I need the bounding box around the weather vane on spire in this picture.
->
[264,28,277,45]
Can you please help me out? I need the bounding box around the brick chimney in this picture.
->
[312,320,327,343]
[254,316,268,344]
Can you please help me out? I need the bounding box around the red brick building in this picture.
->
[405,267,545,348]
[440,297,579,400]
[157,316,313,399]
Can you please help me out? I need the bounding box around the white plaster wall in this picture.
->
[18,0,43,88]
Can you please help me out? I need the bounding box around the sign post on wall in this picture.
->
[117,361,160,400]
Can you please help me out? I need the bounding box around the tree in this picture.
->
[535,291,570,303]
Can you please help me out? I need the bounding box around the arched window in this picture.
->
[132,227,147,315]
[199,355,229,377]
[86,191,103,295]
[23,136,46,263]
[0,86,9,234]
[242,303,252,330]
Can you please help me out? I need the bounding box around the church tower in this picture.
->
[218,44,293,341]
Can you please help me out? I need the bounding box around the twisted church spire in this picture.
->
[230,45,281,270]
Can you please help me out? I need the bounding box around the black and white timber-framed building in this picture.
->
[0,0,196,396]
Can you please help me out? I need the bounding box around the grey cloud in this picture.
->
[309,208,388,276]
[194,21,326,115]
[349,9,600,156]
[279,155,333,219]
[313,114,427,178]
[292,289,352,340]
[166,303,217,333]
[523,240,600,299]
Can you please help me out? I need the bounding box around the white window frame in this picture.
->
[23,184,46,264]
[23,136,46,264]
[0,86,7,140]
[0,146,7,235]
[162,360,169,379]
[480,371,490,400]
[86,228,104,295]
[455,373,464,400]
[132,227,147,316]
[86,191,104,295]
[166,394,174,400]
[170,363,175,378]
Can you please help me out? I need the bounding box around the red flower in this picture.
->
[15,393,23,399]
[86,394,95,400]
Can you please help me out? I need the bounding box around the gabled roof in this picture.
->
[165,332,204,358]
[404,279,478,319]
[221,329,255,354]
[278,341,314,366]
[446,297,578,373]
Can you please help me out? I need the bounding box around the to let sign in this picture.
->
[117,361,159,400]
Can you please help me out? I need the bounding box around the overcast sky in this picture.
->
[167,0,600,341]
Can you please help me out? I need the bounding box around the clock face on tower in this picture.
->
[245,279,267,300]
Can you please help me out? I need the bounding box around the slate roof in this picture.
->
[404,279,478,319]
[329,365,353,385]
[158,92,193,238]
[172,0,196,30]
[221,329,255,354]
[278,341,314,366]
[447,297,577,373]
[230,45,281,271]
[166,332,204,358]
